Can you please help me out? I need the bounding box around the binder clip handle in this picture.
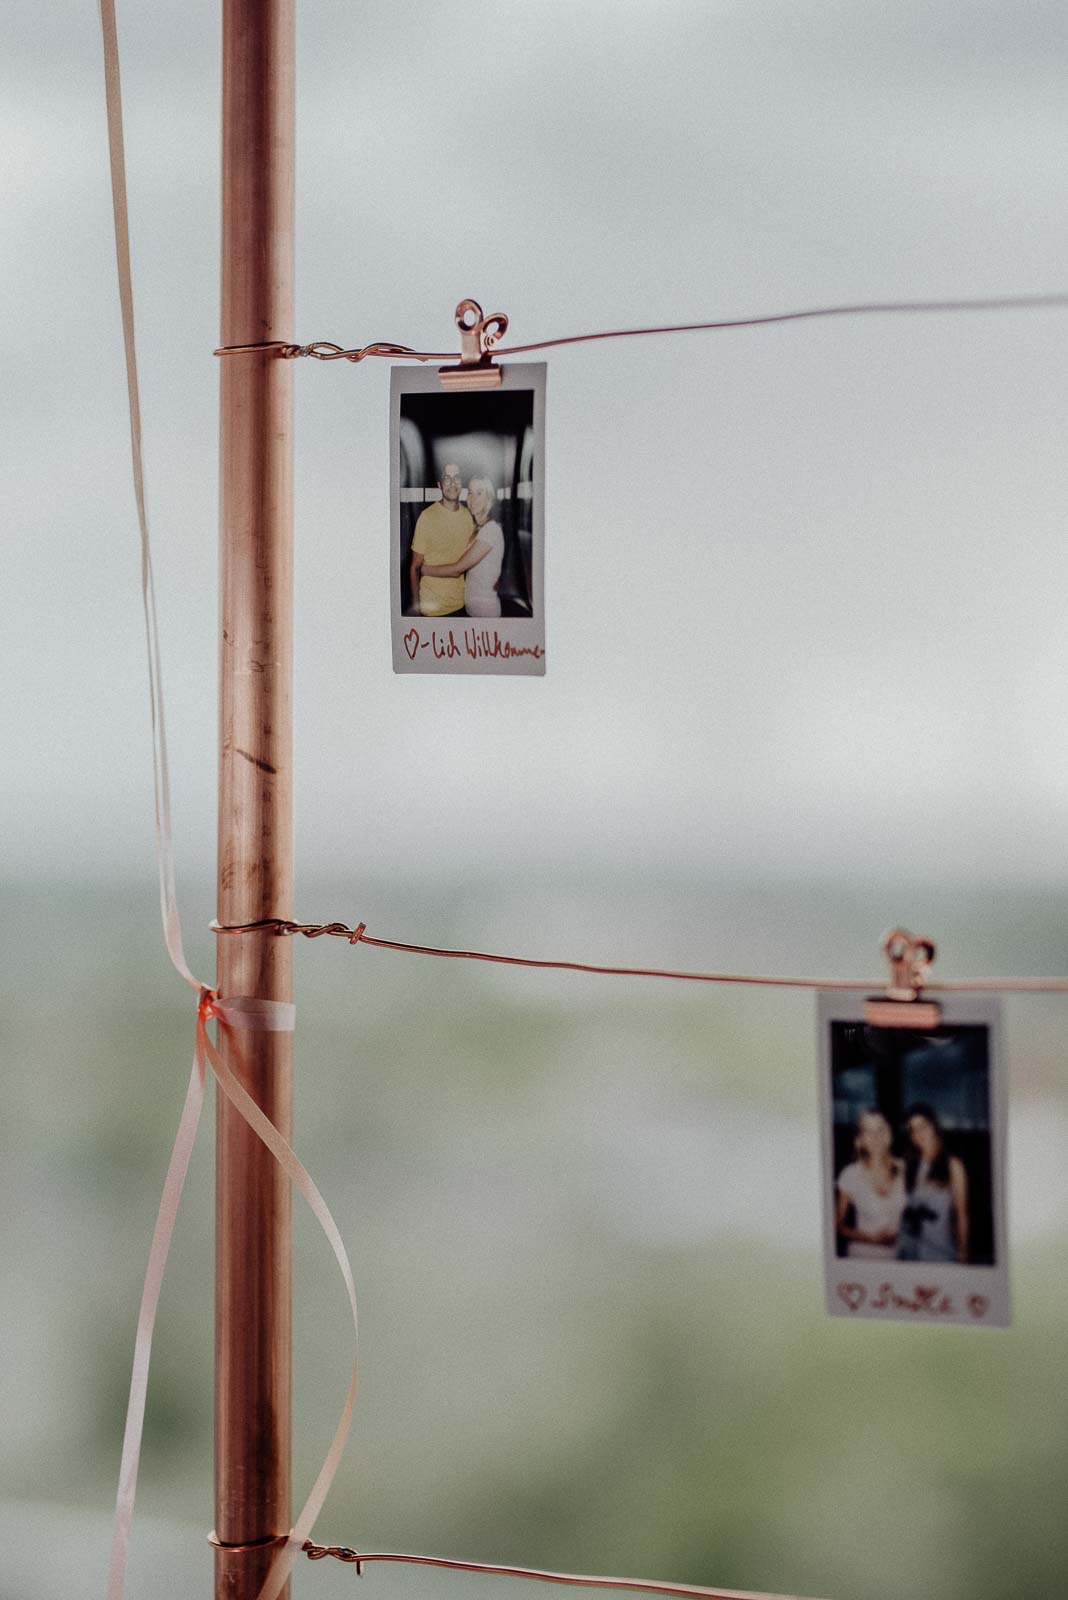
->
[883,927,936,999]
[864,928,942,1029]
[440,299,509,390]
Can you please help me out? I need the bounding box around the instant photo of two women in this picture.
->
[818,993,1010,1327]
[390,364,546,675]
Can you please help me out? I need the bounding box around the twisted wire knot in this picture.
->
[304,1540,363,1570]
[213,917,367,944]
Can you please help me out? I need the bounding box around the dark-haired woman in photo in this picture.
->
[835,1109,905,1259]
[899,1103,969,1264]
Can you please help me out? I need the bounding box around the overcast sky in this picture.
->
[4,0,1067,896]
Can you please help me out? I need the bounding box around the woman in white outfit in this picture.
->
[835,1109,906,1260]
[419,476,505,617]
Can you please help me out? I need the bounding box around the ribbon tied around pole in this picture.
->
[107,988,359,1600]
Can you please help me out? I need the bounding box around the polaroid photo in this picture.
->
[390,363,546,676]
[818,992,1009,1328]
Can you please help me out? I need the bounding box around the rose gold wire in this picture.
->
[208,918,1068,993]
[212,291,1068,364]
[207,1532,289,1554]
[299,1544,817,1600]
[212,339,456,361]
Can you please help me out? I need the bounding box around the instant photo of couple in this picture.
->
[390,365,546,675]
[395,380,540,621]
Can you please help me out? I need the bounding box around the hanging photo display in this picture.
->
[390,363,547,675]
[817,992,1010,1327]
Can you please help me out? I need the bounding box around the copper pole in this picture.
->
[215,1,295,1596]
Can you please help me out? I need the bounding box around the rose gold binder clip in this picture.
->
[439,299,508,390]
[864,929,941,1029]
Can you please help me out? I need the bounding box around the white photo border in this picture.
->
[390,362,547,676]
[817,991,1010,1329]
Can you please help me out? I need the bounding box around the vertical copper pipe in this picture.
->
[215,1,295,1596]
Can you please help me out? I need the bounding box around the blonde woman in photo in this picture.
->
[835,1108,906,1260]
[419,475,505,618]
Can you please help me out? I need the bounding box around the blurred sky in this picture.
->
[3,0,1068,897]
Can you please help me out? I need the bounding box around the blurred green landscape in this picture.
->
[3,877,1068,1600]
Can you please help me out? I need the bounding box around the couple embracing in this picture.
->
[409,462,505,619]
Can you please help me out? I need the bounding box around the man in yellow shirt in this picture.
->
[409,463,475,616]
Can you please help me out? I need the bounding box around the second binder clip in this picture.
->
[864,928,942,1029]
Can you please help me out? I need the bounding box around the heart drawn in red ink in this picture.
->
[914,1285,940,1309]
[967,1294,989,1319]
[403,629,420,660]
[837,1282,866,1313]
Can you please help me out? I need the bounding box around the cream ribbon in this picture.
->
[104,1041,205,1600]
[96,3,358,1597]
[199,999,360,1600]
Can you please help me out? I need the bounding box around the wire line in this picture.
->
[213,291,1068,363]
[211,919,1068,993]
[302,1543,822,1600]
